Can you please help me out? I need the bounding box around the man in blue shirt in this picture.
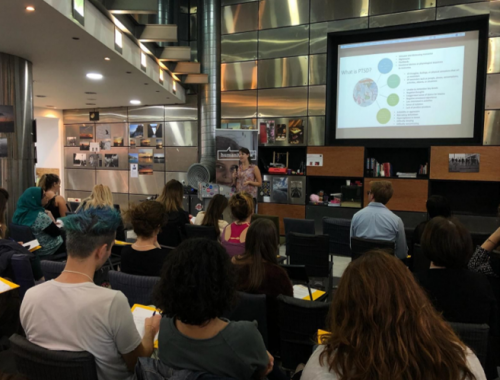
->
[350,181,407,259]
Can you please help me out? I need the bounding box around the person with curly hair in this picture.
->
[154,238,272,380]
[121,201,171,276]
[301,250,485,380]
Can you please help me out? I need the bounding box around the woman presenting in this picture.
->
[232,147,262,202]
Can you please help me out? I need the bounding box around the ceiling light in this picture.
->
[86,73,103,80]
[26,6,35,11]
[72,37,80,40]
[126,71,132,74]
[130,100,141,105]
[104,57,110,61]
[85,91,97,94]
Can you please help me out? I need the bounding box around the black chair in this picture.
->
[277,294,330,371]
[251,214,282,245]
[40,260,65,281]
[10,254,35,299]
[323,217,351,259]
[281,264,313,300]
[350,236,395,261]
[412,243,430,272]
[108,270,160,307]
[185,224,218,241]
[9,223,35,243]
[449,322,489,368]
[287,233,333,298]
[284,218,315,258]
[222,292,268,348]
[9,334,98,380]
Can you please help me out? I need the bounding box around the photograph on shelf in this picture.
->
[67,137,77,146]
[90,142,99,153]
[140,138,151,147]
[147,123,162,138]
[156,138,163,149]
[154,153,165,164]
[290,180,303,199]
[113,137,124,147]
[272,177,288,203]
[80,141,90,151]
[266,121,275,143]
[0,138,7,157]
[138,164,153,175]
[100,140,111,150]
[0,105,14,133]
[259,122,268,144]
[96,125,111,139]
[130,139,136,148]
[138,149,153,163]
[128,153,138,164]
[288,119,304,145]
[104,154,119,168]
[130,124,144,138]
[73,153,87,167]
[89,153,100,167]
[79,125,93,140]
[449,153,480,173]
[276,123,287,141]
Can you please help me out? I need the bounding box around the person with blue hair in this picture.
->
[20,207,161,380]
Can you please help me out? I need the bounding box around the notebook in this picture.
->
[131,304,160,348]
[293,285,326,301]
[22,239,41,252]
[0,277,20,294]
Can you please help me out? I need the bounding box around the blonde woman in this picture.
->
[76,185,125,241]
[157,180,190,248]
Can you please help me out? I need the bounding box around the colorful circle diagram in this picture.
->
[388,74,401,89]
[378,58,393,74]
[377,109,391,124]
[353,78,378,107]
[387,94,399,107]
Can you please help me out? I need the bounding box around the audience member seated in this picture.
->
[20,207,161,380]
[121,201,170,277]
[154,238,273,380]
[232,218,292,354]
[194,194,228,239]
[414,217,497,331]
[221,192,253,257]
[350,181,407,259]
[38,173,68,219]
[301,250,486,380]
[157,179,190,248]
[76,184,126,241]
[412,195,451,246]
[12,187,64,258]
[469,226,500,279]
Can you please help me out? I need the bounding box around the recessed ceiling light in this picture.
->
[26,6,35,11]
[144,83,149,85]
[156,91,160,93]
[84,92,97,94]
[36,95,46,98]
[72,37,80,40]
[104,57,110,61]
[86,73,103,80]
[130,100,141,105]
[126,71,132,74]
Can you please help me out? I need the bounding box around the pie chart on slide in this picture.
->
[353,78,378,107]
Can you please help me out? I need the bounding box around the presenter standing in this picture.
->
[232,148,262,207]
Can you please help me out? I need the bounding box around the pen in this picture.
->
[153,311,156,316]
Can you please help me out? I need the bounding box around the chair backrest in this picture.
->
[108,270,160,307]
[322,217,351,256]
[412,243,430,272]
[68,201,81,212]
[288,233,330,277]
[251,214,280,241]
[9,223,35,243]
[350,236,395,261]
[9,333,98,380]
[277,294,330,370]
[222,291,268,348]
[10,254,35,299]
[448,322,489,368]
[284,218,315,255]
[281,264,309,284]
[40,260,66,281]
[185,224,218,241]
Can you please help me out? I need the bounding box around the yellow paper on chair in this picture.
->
[131,304,160,348]
[293,285,326,301]
[115,240,132,246]
[0,277,20,294]
[317,329,329,344]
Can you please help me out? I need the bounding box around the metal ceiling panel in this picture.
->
[310,22,328,54]
[138,25,178,42]
[65,169,96,191]
[221,90,258,118]
[311,0,369,22]
[259,0,310,29]
[222,2,259,34]
[369,8,436,28]
[96,170,129,193]
[309,54,327,85]
[258,25,309,59]
[370,0,434,16]
[222,31,258,62]
[308,85,326,116]
[96,108,127,123]
[308,116,325,146]
[128,106,165,123]
[437,1,498,19]
[485,74,500,109]
[159,46,192,61]
[484,110,500,145]
[105,0,157,14]
[437,0,486,6]
[258,56,309,89]
[258,87,308,117]
[165,147,199,172]
[164,121,199,146]
[222,0,257,5]
[329,17,369,32]
[63,109,94,124]
[164,95,198,121]
[129,171,166,195]
[221,61,258,91]
[488,38,500,73]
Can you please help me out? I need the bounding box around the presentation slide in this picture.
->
[336,31,479,140]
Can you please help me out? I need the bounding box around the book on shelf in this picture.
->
[366,158,392,178]
[418,163,428,175]
[396,172,417,178]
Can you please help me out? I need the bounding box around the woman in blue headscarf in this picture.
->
[12,187,64,257]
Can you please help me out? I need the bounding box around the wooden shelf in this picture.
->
[257,203,305,235]
[363,178,428,212]
[307,147,364,177]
